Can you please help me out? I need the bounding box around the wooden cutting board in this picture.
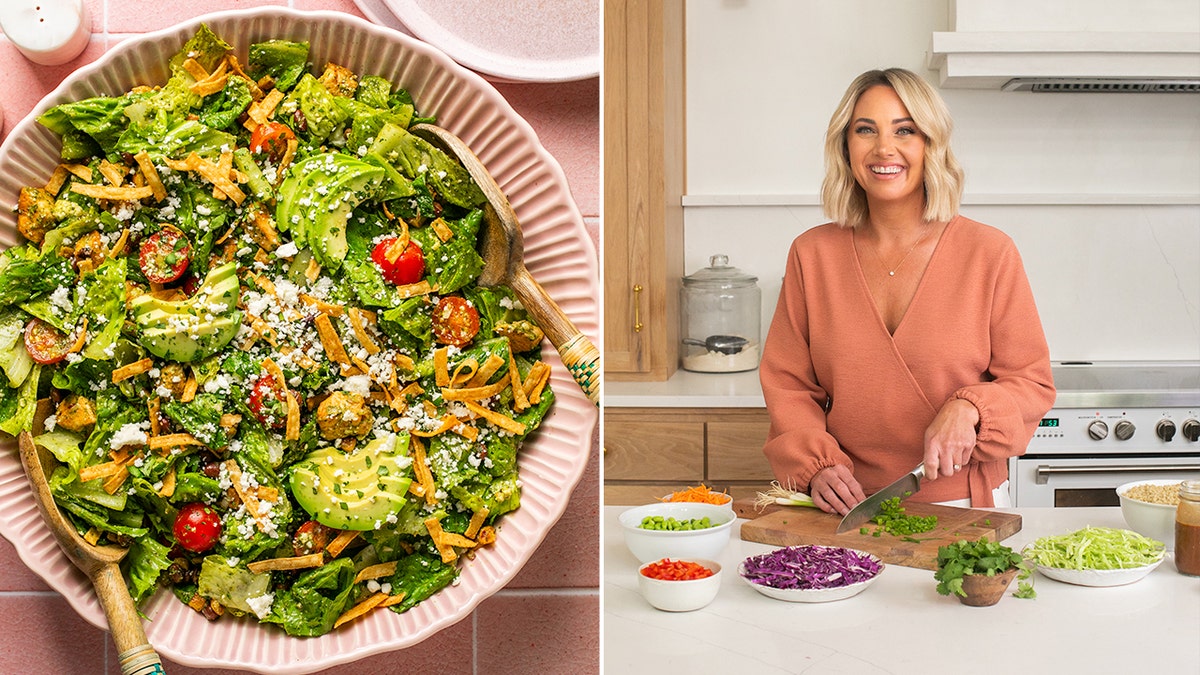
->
[734,499,1022,570]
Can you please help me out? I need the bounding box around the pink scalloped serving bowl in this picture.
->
[0,8,597,673]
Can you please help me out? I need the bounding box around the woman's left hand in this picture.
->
[923,398,980,479]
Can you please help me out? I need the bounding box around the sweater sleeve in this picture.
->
[759,239,851,492]
[951,242,1056,462]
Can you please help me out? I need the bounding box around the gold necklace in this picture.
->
[873,226,930,277]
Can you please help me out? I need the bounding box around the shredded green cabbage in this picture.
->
[1022,526,1165,570]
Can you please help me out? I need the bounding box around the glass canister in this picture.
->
[679,254,761,373]
[1175,480,1200,576]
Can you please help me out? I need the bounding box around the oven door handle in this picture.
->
[1036,463,1199,484]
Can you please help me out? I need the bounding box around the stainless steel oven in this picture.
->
[1009,361,1200,507]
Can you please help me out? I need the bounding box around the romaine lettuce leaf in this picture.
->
[0,364,40,436]
[247,39,310,92]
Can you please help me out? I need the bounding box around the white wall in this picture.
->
[683,0,1200,362]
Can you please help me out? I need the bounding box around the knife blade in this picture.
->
[835,464,926,534]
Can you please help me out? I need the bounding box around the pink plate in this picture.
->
[0,8,597,673]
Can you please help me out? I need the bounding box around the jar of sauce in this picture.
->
[1175,480,1200,576]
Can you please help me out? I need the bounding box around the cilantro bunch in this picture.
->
[934,537,1036,599]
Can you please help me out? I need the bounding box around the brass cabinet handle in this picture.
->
[633,284,644,332]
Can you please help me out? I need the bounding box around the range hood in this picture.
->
[926,0,1200,91]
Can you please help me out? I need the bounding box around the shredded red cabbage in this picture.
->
[741,545,882,590]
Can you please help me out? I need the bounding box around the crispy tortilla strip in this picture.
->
[412,414,462,438]
[223,459,270,532]
[475,525,497,547]
[181,368,198,403]
[285,391,300,441]
[440,378,509,402]
[45,165,70,194]
[325,530,361,558]
[463,400,527,435]
[394,352,416,374]
[148,397,161,437]
[98,159,125,187]
[449,358,478,388]
[353,561,399,584]
[523,362,551,403]
[430,217,454,242]
[158,467,177,498]
[379,592,407,608]
[181,57,210,81]
[246,87,285,127]
[383,228,410,263]
[112,357,153,383]
[398,381,424,399]
[465,354,505,389]
[278,344,319,371]
[63,163,94,182]
[103,466,130,494]
[411,436,437,506]
[434,347,450,387]
[333,592,388,630]
[299,293,344,317]
[214,219,238,245]
[246,314,278,346]
[173,151,244,205]
[107,229,129,260]
[451,423,479,441]
[314,313,351,364]
[465,507,490,539]
[261,358,290,396]
[71,183,154,201]
[79,460,126,483]
[304,256,322,283]
[278,137,299,177]
[256,485,279,502]
[437,530,478,549]
[83,528,102,546]
[423,517,458,563]
[508,349,529,412]
[66,317,88,354]
[132,152,167,201]
[393,279,433,299]
[148,433,205,452]
[189,60,229,96]
[246,552,325,574]
[347,308,381,354]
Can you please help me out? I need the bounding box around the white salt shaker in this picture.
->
[0,0,91,67]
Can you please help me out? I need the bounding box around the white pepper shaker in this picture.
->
[0,0,91,67]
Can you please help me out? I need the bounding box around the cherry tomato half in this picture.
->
[250,122,297,163]
[173,502,222,553]
[248,374,288,429]
[293,520,337,557]
[431,296,481,348]
[370,237,425,286]
[23,318,74,365]
[138,229,192,284]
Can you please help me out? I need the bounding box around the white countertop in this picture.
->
[605,369,765,408]
[603,506,1200,674]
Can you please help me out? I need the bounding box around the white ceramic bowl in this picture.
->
[737,547,884,603]
[1036,558,1164,587]
[619,502,735,563]
[0,8,598,674]
[636,558,723,612]
[1117,479,1181,550]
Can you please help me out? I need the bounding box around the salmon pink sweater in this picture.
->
[759,216,1056,506]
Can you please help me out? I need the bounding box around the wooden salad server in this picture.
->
[411,123,600,405]
[18,431,165,675]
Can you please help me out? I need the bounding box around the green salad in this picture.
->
[0,25,555,637]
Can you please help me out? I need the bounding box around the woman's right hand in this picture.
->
[809,465,866,516]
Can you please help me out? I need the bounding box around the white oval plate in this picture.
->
[1036,558,1164,587]
[737,550,885,603]
[366,0,599,82]
[0,7,597,674]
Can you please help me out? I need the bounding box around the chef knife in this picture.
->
[836,464,926,534]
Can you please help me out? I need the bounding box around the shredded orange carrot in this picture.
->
[660,484,732,506]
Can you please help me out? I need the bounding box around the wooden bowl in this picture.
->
[957,567,1018,607]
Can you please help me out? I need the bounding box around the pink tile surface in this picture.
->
[0,1,600,672]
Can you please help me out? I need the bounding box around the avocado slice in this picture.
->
[129,261,241,362]
[275,153,385,271]
[290,432,414,531]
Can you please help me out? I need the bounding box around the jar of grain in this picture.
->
[679,254,761,373]
[1175,480,1200,576]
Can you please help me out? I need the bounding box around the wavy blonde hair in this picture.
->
[820,68,964,228]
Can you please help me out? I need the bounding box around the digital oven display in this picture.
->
[1038,418,1059,428]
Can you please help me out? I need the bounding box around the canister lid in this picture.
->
[682,254,758,288]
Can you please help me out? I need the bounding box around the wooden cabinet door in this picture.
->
[603,0,685,380]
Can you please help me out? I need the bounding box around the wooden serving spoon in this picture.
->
[411,123,600,405]
[17,431,165,675]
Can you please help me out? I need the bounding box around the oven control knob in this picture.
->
[1114,420,1135,441]
[1183,419,1200,443]
[1156,420,1177,442]
[1087,420,1109,440]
